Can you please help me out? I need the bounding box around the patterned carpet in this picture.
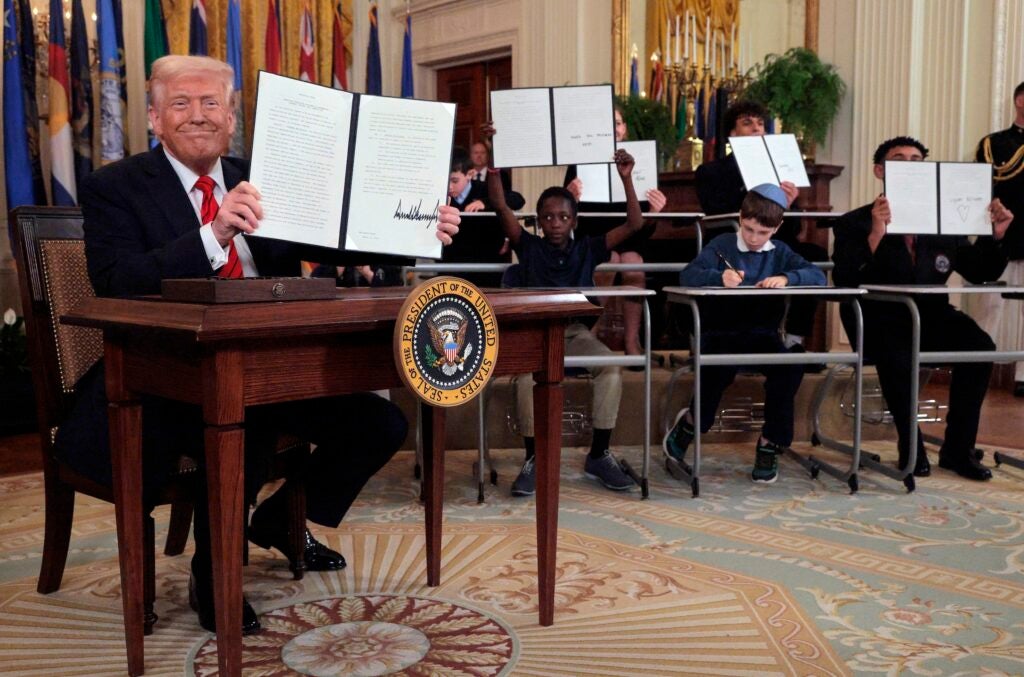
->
[1,441,1023,676]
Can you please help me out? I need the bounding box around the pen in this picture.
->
[716,251,738,272]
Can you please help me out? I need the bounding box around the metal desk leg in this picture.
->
[619,299,652,499]
[664,298,700,497]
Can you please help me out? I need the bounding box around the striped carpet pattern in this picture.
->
[0,442,1022,675]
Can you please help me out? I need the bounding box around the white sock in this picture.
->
[783,334,804,349]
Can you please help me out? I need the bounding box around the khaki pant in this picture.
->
[516,323,622,437]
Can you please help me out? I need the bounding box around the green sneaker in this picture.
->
[663,409,694,463]
[751,440,781,483]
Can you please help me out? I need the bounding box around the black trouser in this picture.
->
[844,301,994,460]
[689,331,804,447]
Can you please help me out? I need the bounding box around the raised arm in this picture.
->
[603,149,643,251]
[480,123,524,247]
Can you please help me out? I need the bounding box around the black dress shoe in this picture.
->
[188,572,261,635]
[938,453,992,481]
[898,443,930,477]
[249,523,347,572]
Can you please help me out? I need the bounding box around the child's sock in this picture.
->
[783,333,804,349]
[589,428,612,459]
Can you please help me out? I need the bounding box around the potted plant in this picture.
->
[743,47,846,156]
[0,308,36,435]
[616,94,677,169]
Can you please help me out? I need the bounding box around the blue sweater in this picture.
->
[680,232,826,333]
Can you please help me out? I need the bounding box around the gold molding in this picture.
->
[612,0,630,95]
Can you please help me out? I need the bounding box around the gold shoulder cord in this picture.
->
[984,136,1024,182]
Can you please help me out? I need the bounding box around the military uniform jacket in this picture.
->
[976,124,1024,259]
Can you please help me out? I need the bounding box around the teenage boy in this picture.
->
[832,136,1014,480]
[663,184,826,483]
[483,125,644,495]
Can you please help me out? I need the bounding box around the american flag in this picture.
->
[298,2,315,82]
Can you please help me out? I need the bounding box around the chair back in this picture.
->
[11,207,101,439]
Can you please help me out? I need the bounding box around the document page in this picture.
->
[729,135,779,189]
[490,88,553,168]
[345,95,455,259]
[885,161,938,234]
[552,85,616,166]
[611,140,658,202]
[576,163,612,202]
[763,134,810,187]
[939,162,992,235]
[248,72,352,248]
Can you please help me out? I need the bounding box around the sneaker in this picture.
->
[751,440,781,483]
[584,450,635,491]
[511,458,536,497]
[662,409,694,463]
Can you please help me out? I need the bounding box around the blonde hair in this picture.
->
[148,55,235,107]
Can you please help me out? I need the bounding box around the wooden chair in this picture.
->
[11,207,309,639]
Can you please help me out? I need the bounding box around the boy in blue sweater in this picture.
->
[663,184,826,482]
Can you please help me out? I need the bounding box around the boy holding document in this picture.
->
[662,185,826,483]
[482,123,644,496]
[832,136,1014,480]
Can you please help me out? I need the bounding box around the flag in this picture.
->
[765,117,775,134]
[713,87,729,159]
[97,0,125,163]
[648,56,664,103]
[706,85,717,158]
[189,0,208,56]
[226,0,245,156]
[331,2,348,89]
[16,0,45,202]
[676,93,687,140]
[3,0,38,212]
[143,0,168,78]
[69,0,92,184]
[365,3,381,95]
[298,2,315,82]
[694,86,704,141]
[629,54,639,96]
[265,0,281,74]
[400,12,413,98]
[48,0,75,205]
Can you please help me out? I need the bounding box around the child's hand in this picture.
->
[722,269,745,287]
[779,181,799,207]
[755,275,789,288]
[464,200,485,213]
[870,194,891,235]
[479,122,496,140]
[613,149,635,178]
[566,177,583,201]
[989,198,1013,240]
[646,188,667,213]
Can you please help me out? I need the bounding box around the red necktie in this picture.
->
[195,175,242,279]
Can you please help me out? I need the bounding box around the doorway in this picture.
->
[436,56,512,149]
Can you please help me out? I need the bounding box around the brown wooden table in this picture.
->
[64,286,599,677]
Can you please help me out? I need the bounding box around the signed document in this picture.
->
[885,161,992,235]
[490,85,614,168]
[249,72,455,259]
[577,140,658,203]
[729,133,810,189]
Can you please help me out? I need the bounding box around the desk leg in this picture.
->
[108,399,145,676]
[534,379,562,627]
[421,403,446,586]
[205,425,246,677]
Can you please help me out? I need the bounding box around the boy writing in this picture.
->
[662,184,826,483]
[483,124,644,496]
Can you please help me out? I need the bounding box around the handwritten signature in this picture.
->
[393,199,440,229]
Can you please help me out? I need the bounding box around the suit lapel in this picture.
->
[142,146,202,238]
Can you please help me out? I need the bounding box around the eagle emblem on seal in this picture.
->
[428,309,474,376]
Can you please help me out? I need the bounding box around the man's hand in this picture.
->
[435,204,460,245]
[646,188,667,213]
[566,177,583,201]
[722,269,745,287]
[355,265,374,283]
[990,197,1013,240]
[479,123,496,145]
[780,181,799,207]
[756,275,789,288]
[212,181,262,246]
[613,148,635,178]
[464,200,485,213]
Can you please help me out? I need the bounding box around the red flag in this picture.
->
[649,58,664,102]
[265,0,281,74]
[298,3,315,82]
[332,2,348,89]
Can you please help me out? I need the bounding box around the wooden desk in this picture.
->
[64,286,599,677]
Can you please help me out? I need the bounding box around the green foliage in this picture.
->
[424,342,439,365]
[744,47,846,146]
[1,311,28,377]
[616,94,677,165]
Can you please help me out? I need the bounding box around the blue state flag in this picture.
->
[365,3,382,95]
[226,0,245,156]
[70,0,93,183]
[629,55,639,96]
[189,0,208,56]
[4,0,38,212]
[400,13,413,98]
[97,0,125,163]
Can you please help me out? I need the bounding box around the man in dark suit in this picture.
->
[57,55,460,635]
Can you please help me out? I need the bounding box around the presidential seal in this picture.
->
[394,277,499,406]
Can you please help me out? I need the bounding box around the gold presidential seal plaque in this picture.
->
[395,277,499,406]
